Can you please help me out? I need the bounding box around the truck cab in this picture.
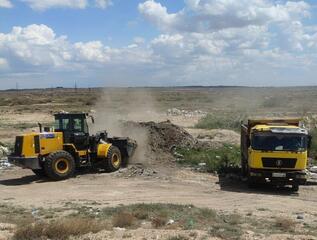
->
[241,119,310,191]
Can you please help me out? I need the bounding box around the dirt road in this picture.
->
[1,167,317,221]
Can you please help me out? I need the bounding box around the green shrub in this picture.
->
[309,128,317,161]
[195,114,244,131]
[176,145,240,173]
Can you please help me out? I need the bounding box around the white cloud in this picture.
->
[21,0,112,10]
[135,0,317,86]
[139,0,311,33]
[0,0,12,8]
[0,58,9,70]
[95,0,112,9]
[22,0,88,10]
[0,24,152,75]
[74,41,110,63]
[0,24,72,67]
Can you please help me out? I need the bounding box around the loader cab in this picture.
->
[54,113,89,150]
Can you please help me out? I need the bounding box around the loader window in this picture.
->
[251,133,308,152]
[73,118,82,132]
[62,119,70,130]
[54,118,70,131]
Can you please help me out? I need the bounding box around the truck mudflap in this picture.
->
[8,156,41,169]
[249,168,307,185]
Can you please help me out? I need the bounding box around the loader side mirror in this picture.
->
[89,116,95,124]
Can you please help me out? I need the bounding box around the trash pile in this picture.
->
[116,163,158,178]
[0,145,9,159]
[167,108,207,117]
[0,144,11,170]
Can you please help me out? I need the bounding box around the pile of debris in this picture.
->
[136,120,197,154]
[0,144,10,170]
[308,166,317,182]
[0,144,9,159]
[116,163,158,178]
[167,108,207,117]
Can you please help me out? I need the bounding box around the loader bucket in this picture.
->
[108,137,137,163]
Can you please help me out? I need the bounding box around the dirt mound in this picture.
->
[137,120,196,152]
[124,120,197,164]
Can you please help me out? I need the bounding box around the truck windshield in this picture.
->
[251,133,307,152]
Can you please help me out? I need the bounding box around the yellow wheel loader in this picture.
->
[8,113,137,180]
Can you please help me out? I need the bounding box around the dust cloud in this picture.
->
[90,88,162,164]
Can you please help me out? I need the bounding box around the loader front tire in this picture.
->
[105,146,122,172]
[44,151,75,181]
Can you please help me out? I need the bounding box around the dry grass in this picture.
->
[274,217,297,232]
[13,218,106,240]
[132,209,149,220]
[112,212,136,228]
[168,235,190,240]
[151,214,168,228]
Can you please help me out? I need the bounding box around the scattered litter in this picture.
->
[0,160,11,170]
[0,145,9,159]
[116,164,158,178]
[113,227,126,231]
[310,166,317,173]
[167,219,175,225]
[167,108,207,117]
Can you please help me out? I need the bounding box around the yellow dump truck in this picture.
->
[241,119,311,191]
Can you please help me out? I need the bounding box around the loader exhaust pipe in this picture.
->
[38,123,42,133]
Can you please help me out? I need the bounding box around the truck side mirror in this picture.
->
[308,135,312,149]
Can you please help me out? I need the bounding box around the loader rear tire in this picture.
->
[32,169,47,178]
[44,151,75,181]
[105,146,122,172]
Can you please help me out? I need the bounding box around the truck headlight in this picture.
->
[250,172,262,177]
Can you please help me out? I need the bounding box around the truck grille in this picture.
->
[14,136,23,156]
[262,158,297,168]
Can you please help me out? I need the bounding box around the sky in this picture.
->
[0,0,317,89]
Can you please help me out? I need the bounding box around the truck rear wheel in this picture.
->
[105,146,122,172]
[44,151,75,181]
